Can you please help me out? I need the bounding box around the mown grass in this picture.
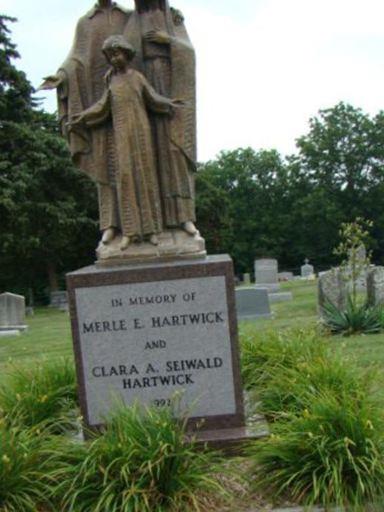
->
[1,279,384,510]
[2,279,384,391]
[0,308,72,372]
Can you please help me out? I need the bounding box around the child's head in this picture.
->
[102,36,136,69]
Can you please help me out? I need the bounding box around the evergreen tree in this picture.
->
[0,15,98,299]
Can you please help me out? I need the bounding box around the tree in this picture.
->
[197,148,291,273]
[0,15,34,122]
[0,16,99,298]
[295,102,384,266]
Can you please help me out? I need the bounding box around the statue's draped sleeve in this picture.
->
[81,90,111,128]
[141,74,173,114]
[169,22,197,169]
[56,15,94,177]
[54,6,131,184]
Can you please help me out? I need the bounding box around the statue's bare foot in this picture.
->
[120,236,130,251]
[102,228,115,245]
[149,234,159,246]
[181,221,198,236]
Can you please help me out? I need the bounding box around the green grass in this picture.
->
[240,281,384,395]
[2,280,384,389]
[1,280,384,510]
[48,404,232,512]
[0,358,78,432]
[0,308,72,372]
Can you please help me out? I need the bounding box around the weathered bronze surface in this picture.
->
[41,0,204,263]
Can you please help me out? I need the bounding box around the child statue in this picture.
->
[70,35,183,250]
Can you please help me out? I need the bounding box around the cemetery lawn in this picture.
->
[0,308,72,373]
[1,280,384,511]
[1,279,384,392]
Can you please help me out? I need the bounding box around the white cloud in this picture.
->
[3,0,384,160]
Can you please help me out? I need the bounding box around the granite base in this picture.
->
[67,255,248,447]
[269,292,293,303]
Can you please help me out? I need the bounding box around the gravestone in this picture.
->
[318,269,347,316]
[235,288,271,319]
[67,255,249,445]
[243,273,251,286]
[367,266,384,306]
[0,292,27,333]
[255,259,279,292]
[348,244,368,291]
[301,258,315,278]
[278,272,293,281]
[50,291,69,311]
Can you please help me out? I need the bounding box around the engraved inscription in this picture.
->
[74,276,236,426]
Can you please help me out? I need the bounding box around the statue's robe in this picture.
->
[80,70,170,238]
[57,3,131,230]
[124,2,197,227]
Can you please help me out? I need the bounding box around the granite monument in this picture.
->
[40,0,205,265]
[0,292,27,335]
[42,0,250,447]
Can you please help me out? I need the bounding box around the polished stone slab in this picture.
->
[67,255,246,435]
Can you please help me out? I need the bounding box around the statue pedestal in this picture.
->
[66,255,254,448]
[96,229,206,267]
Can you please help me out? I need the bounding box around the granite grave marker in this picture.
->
[255,259,279,292]
[235,288,271,319]
[67,256,246,439]
[301,259,315,278]
[367,266,384,306]
[0,292,27,334]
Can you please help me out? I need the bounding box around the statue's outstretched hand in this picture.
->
[144,30,171,45]
[38,74,63,91]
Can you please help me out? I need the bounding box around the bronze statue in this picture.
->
[40,0,132,245]
[40,0,205,262]
[69,36,182,250]
[124,0,198,236]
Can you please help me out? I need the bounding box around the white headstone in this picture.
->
[278,272,294,281]
[0,292,27,331]
[318,269,347,316]
[301,259,315,278]
[50,291,69,311]
[243,273,251,285]
[255,259,279,292]
[367,266,384,306]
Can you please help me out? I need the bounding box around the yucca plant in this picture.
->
[0,423,57,512]
[251,391,384,510]
[0,358,78,433]
[51,404,231,512]
[322,296,383,336]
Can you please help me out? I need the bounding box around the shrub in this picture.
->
[252,391,384,509]
[51,404,231,512]
[258,355,370,422]
[322,297,383,336]
[0,358,78,433]
[0,423,57,512]
[241,328,328,391]
[244,327,384,509]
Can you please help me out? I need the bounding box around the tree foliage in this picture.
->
[3,15,384,290]
[0,15,98,298]
[197,103,384,274]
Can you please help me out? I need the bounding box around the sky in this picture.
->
[2,0,384,162]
